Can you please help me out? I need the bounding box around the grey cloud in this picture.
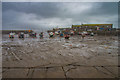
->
[2,2,118,31]
[2,2,61,18]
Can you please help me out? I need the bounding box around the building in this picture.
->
[72,24,113,32]
[47,27,73,33]
[2,30,33,34]
[58,28,72,31]
[47,24,116,36]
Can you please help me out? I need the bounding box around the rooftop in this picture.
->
[72,24,113,27]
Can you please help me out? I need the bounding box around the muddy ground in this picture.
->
[1,34,119,78]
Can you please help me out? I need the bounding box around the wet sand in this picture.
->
[2,34,118,78]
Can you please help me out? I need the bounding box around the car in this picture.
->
[55,31,59,35]
[49,32,54,37]
[18,32,24,38]
[39,32,43,38]
[82,31,88,35]
[9,33,15,38]
[29,32,37,38]
[70,31,74,35]
[78,32,82,35]
[65,35,70,39]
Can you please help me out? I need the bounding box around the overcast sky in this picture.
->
[2,2,118,31]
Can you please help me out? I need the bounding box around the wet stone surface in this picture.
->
[2,34,118,78]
